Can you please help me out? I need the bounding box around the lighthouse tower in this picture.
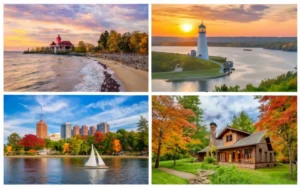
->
[197,21,209,60]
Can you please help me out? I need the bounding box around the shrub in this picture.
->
[203,155,217,164]
[210,166,250,184]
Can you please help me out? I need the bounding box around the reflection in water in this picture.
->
[85,169,107,184]
[4,157,148,184]
[152,46,297,91]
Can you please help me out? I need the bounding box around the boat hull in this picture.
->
[83,165,109,169]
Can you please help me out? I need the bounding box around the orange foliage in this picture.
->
[255,96,297,164]
[7,146,12,153]
[63,143,70,153]
[28,149,36,153]
[152,96,196,167]
[113,139,122,153]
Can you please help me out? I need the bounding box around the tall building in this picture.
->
[89,126,96,135]
[97,123,110,133]
[61,122,72,139]
[196,21,209,59]
[49,133,61,141]
[73,125,80,136]
[36,119,48,139]
[80,125,89,136]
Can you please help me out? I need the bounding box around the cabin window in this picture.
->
[244,148,252,162]
[226,134,233,142]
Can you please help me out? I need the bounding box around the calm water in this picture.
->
[152,46,297,91]
[4,157,148,184]
[4,52,117,92]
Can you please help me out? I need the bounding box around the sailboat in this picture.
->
[85,145,108,169]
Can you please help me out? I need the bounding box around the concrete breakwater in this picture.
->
[97,61,123,92]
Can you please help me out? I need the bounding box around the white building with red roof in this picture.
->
[50,35,74,54]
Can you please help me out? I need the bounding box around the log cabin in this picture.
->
[197,122,275,169]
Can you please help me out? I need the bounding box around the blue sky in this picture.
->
[4,95,148,140]
[199,96,260,134]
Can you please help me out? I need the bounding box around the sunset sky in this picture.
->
[152,4,297,37]
[4,4,148,51]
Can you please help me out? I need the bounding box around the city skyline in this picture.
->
[4,95,148,142]
[152,4,297,37]
[4,4,148,51]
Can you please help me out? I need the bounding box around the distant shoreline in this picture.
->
[5,155,148,159]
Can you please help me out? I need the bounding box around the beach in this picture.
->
[93,57,148,92]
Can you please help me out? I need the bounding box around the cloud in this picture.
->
[199,96,260,134]
[85,96,130,110]
[153,4,274,23]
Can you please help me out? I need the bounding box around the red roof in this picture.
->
[50,41,56,46]
[59,41,73,46]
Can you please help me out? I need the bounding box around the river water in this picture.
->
[4,52,120,92]
[152,46,297,92]
[4,157,148,184]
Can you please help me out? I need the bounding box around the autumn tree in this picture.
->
[94,131,105,144]
[98,30,109,50]
[63,143,70,154]
[7,133,21,151]
[113,139,122,154]
[232,111,255,133]
[255,96,297,175]
[19,134,45,150]
[139,33,148,55]
[152,96,196,168]
[177,96,207,155]
[107,30,120,53]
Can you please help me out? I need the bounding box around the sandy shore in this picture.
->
[93,57,148,92]
[5,155,148,159]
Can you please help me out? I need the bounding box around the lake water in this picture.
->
[152,46,297,91]
[4,52,119,92]
[4,157,148,184]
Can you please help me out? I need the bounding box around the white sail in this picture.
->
[95,148,106,166]
[85,145,97,167]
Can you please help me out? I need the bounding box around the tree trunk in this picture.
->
[154,130,163,168]
[288,145,293,175]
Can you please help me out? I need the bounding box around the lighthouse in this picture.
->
[197,21,209,60]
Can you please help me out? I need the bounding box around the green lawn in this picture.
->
[152,69,223,80]
[152,159,297,184]
[209,56,227,65]
[152,168,189,184]
[152,51,220,73]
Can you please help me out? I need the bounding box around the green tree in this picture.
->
[137,116,148,153]
[232,111,255,133]
[7,133,21,151]
[81,141,90,155]
[77,41,87,53]
[69,136,83,155]
[98,30,109,51]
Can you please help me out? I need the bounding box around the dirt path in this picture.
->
[159,167,198,180]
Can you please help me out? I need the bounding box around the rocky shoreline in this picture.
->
[88,58,123,92]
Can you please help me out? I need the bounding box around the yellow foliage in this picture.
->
[63,143,70,153]
[113,139,122,153]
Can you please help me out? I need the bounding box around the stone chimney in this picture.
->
[209,122,217,146]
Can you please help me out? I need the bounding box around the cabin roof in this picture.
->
[198,130,266,153]
[216,126,251,139]
[59,41,73,45]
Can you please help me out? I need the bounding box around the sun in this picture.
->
[181,24,193,32]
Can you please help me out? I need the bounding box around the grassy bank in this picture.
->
[152,159,297,184]
[152,69,223,80]
[152,51,220,72]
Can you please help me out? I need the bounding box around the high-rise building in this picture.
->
[73,125,80,136]
[97,123,110,133]
[36,119,48,138]
[49,133,61,141]
[61,122,72,139]
[89,126,96,135]
[80,125,89,136]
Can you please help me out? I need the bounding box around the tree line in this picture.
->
[5,116,148,156]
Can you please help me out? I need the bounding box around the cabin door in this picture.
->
[229,153,232,162]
